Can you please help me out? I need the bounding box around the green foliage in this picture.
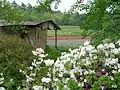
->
[0,0,23,21]
[45,45,80,61]
[1,0,86,26]
[114,73,120,89]
[67,79,82,90]
[92,76,113,90]
[0,0,86,29]
[57,45,80,52]
[0,35,33,89]
[45,46,61,60]
[64,61,72,71]
[56,81,64,90]
[85,73,97,85]
[78,0,120,45]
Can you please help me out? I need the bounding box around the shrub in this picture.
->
[45,45,79,60]
[0,35,34,89]
[45,45,61,60]
[1,40,120,90]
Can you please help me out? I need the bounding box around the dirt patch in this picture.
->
[47,36,90,40]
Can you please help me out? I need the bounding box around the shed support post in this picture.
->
[55,29,57,49]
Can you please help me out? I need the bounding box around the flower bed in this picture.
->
[0,40,120,90]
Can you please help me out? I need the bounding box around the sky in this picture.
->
[8,0,88,12]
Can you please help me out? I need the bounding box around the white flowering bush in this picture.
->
[0,73,4,85]
[18,40,120,90]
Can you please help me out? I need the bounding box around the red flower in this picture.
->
[84,87,89,90]
[97,71,102,76]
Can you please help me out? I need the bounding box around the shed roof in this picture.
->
[0,20,61,30]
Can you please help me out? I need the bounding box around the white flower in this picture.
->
[97,44,104,50]
[84,41,90,46]
[39,54,46,58]
[108,43,115,48]
[84,71,89,75]
[10,79,13,82]
[112,70,117,73]
[0,73,3,76]
[0,87,6,90]
[32,51,38,56]
[44,59,54,66]
[32,48,45,56]
[105,58,118,66]
[112,84,117,88]
[114,66,117,70]
[118,69,120,72]
[111,58,118,64]
[53,78,59,82]
[47,73,51,77]
[118,48,120,52]
[86,61,91,65]
[64,85,70,90]
[82,82,84,86]
[84,79,87,82]
[80,47,86,56]
[33,85,43,90]
[86,45,94,52]
[70,73,75,79]
[116,40,120,46]
[41,77,51,83]
[26,75,34,82]
[0,77,4,81]
[29,66,33,70]
[19,69,26,74]
[65,78,70,83]
[89,70,95,73]
[36,48,44,54]
[110,76,114,80]
[32,62,37,67]
[104,43,109,49]
[58,73,63,77]
[30,73,36,77]
[105,50,109,57]
[93,56,97,59]
[111,48,119,54]
[19,69,23,73]
[118,64,120,68]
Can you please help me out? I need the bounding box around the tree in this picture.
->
[27,3,32,10]
[20,2,27,10]
[11,1,20,8]
[74,0,120,44]
[0,0,23,21]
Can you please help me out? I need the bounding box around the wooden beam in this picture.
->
[55,29,57,49]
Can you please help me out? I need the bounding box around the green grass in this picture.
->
[47,26,85,36]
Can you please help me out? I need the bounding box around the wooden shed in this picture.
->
[0,20,61,49]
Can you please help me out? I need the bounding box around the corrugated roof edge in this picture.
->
[0,20,61,30]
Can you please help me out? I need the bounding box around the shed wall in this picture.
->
[24,27,47,49]
[36,27,47,49]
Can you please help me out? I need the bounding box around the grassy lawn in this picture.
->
[47,26,85,36]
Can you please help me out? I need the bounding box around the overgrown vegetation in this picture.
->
[8,40,120,90]
[0,35,34,89]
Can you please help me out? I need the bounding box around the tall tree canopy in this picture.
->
[74,0,120,44]
[0,0,23,21]
[0,0,86,26]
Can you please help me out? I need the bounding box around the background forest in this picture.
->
[0,0,86,26]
